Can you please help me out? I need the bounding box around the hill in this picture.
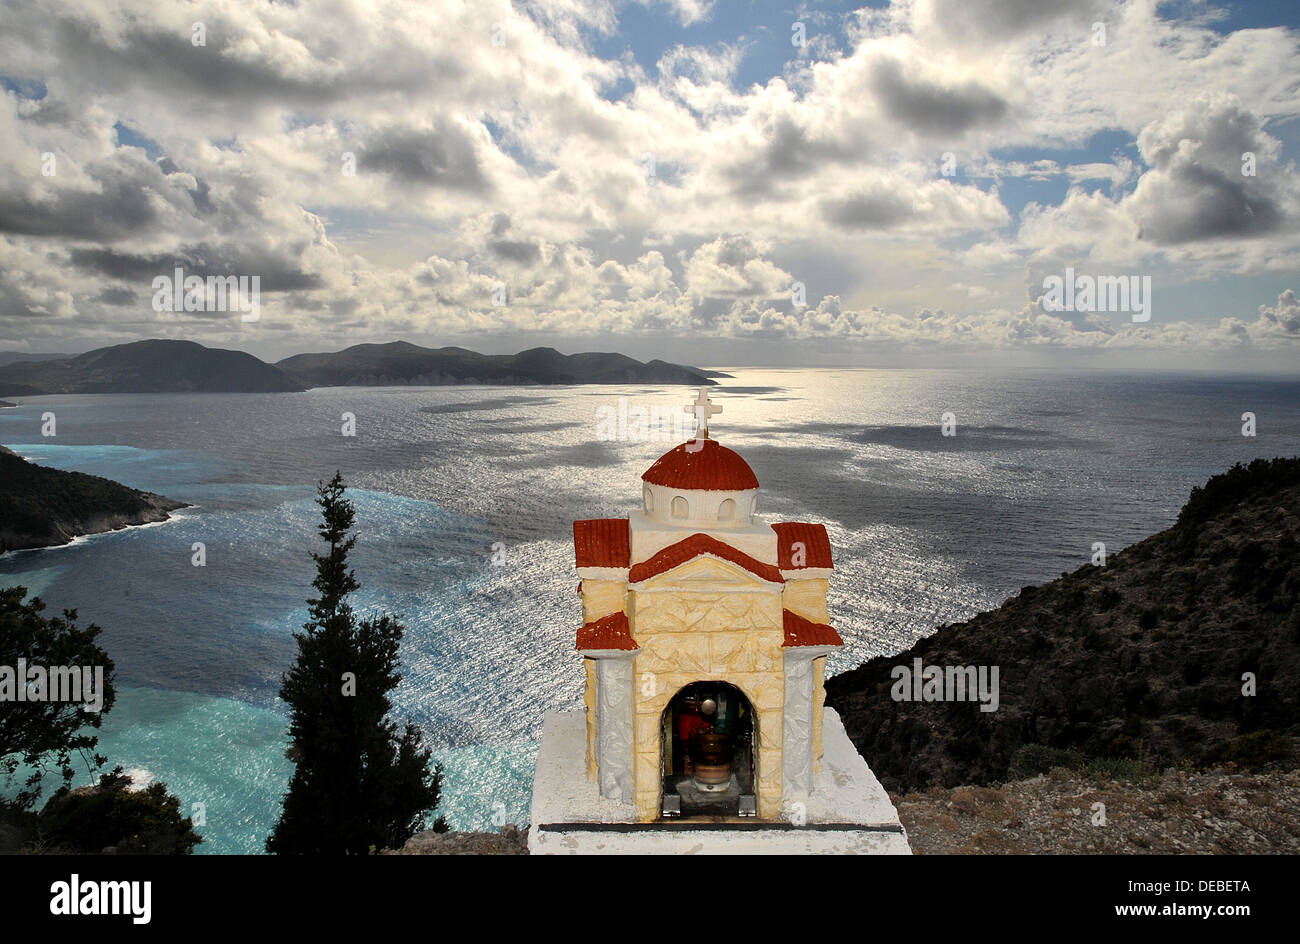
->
[0,352,69,368]
[0,340,304,395]
[0,449,188,552]
[825,457,1300,793]
[276,341,714,387]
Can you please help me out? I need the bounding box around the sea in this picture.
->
[1,368,1298,853]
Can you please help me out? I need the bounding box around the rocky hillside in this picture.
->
[0,448,188,552]
[826,457,1300,793]
[895,767,1300,855]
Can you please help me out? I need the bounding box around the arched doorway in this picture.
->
[660,681,756,819]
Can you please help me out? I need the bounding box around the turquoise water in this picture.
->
[2,372,1298,852]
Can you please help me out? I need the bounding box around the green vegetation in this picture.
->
[828,457,1300,792]
[0,588,115,807]
[0,586,200,853]
[1008,744,1148,782]
[0,450,187,552]
[35,769,203,854]
[1178,457,1300,529]
[267,472,445,854]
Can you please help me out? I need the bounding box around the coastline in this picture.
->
[0,507,197,560]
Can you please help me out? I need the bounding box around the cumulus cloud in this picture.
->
[870,57,1009,135]
[0,0,1294,365]
[1127,94,1287,244]
[911,0,1113,47]
[361,122,492,193]
[682,236,792,299]
[1254,288,1300,339]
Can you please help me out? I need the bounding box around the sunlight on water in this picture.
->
[2,371,1298,851]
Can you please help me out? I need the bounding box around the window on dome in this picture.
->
[671,496,688,519]
[644,485,654,513]
[718,498,735,521]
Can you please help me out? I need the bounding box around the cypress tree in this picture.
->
[267,472,444,854]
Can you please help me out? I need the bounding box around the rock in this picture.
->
[386,828,530,855]
[827,458,1300,793]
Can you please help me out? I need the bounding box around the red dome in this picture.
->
[642,438,759,491]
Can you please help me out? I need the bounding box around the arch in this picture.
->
[671,495,688,519]
[718,498,736,521]
[659,680,757,819]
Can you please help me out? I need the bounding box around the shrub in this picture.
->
[38,769,202,854]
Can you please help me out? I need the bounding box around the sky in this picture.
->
[0,0,1298,368]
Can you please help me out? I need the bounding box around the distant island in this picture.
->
[276,340,714,388]
[0,339,715,396]
[0,340,300,395]
[0,447,188,552]
[826,456,1300,792]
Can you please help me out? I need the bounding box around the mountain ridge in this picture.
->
[0,339,715,395]
[275,340,714,388]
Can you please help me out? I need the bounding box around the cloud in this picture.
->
[1254,288,1300,338]
[682,236,792,299]
[361,122,492,193]
[67,244,324,293]
[912,0,1112,47]
[0,0,1295,365]
[870,57,1009,135]
[1127,94,1288,245]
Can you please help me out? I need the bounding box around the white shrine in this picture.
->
[528,390,910,854]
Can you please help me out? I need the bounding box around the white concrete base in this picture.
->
[527,707,911,855]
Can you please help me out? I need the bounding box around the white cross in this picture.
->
[687,388,722,439]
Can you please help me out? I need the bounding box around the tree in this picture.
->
[0,587,200,854]
[0,587,115,810]
[267,472,444,854]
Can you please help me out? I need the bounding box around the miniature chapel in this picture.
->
[572,390,844,822]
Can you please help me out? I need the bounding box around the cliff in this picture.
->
[826,457,1300,793]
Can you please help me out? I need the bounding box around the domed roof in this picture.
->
[642,438,759,491]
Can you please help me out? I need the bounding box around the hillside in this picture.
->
[0,340,304,395]
[0,351,69,368]
[276,341,714,387]
[0,448,188,552]
[826,457,1300,793]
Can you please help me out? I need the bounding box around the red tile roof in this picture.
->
[576,611,638,651]
[574,518,631,568]
[772,522,834,570]
[642,438,759,491]
[629,533,783,584]
[782,609,844,648]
